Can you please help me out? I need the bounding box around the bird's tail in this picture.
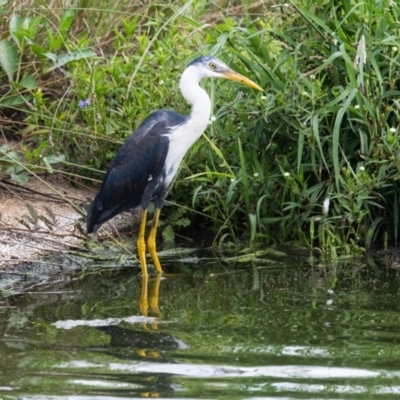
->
[86,193,141,234]
[86,195,103,233]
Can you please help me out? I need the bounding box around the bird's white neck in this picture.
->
[179,66,211,139]
[162,66,213,187]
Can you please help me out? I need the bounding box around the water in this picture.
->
[1,250,400,399]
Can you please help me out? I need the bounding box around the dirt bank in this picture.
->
[0,175,91,263]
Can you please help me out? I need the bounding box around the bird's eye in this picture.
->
[209,62,216,70]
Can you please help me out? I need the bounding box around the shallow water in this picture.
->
[1,250,400,399]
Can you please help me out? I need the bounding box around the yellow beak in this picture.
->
[222,70,263,91]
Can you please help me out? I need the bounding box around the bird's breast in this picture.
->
[162,124,200,186]
[163,142,187,186]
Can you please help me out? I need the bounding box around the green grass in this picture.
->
[1,0,400,256]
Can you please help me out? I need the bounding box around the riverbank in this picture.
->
[0,175,141,267]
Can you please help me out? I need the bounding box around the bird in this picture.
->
[86,55,262,275]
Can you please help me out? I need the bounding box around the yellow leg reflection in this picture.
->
[139,274,149,318]
[147,208,162,272]
[150,272,162,330]
[137,210,148,275]
[140,392,160,398]
[137,272,163,368]
[138,273,162,330]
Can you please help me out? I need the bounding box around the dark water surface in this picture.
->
[1,250,400,399]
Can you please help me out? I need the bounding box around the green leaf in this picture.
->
[41,157,53,173]
[9,14,22,49]
[19,74,36,89]
[43,52,57,62]
[0,39,19,83]
[296,5,334,37]
[202,133,235,177]
[333,88,358,189]
[312,114,329,171]
[0,94,27,107]
[238,137,251,214]
[297,129,304,174]
[11,173,28,184]
[210,32,229,55]
[29,43,47,57]
[162,225,175,243]
[46,153,66,164]
[249,213,257,246]
[44,49,97,72]
[59,8,75,38]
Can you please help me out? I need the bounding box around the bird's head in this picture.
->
[186,55,262,91]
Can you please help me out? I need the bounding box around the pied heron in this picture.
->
[86,55,262,275]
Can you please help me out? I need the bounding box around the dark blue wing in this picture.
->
[86,110,187,233]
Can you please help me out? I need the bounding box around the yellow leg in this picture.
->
[147,208,162,272]
[137,210,148,275]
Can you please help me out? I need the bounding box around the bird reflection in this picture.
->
[96,323,186,356]
[96,272,187,360]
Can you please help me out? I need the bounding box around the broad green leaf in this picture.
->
[0,39,19,83]
[44,49,97,72]
[43,52,57,62]
[46,154,66,164]
[9,14,22,49]
[46,29,58,52]
[22,16,31,30]
[59,8,75,38]
[11,173,29,184]
[0,150,18,161]
[19,74,36,89]
[0,94,27,107]
[29,43,47,57]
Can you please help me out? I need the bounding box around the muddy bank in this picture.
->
[0,175,89,259]
[0,175,144,260]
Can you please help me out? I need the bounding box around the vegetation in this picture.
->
[1,0,399,256]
